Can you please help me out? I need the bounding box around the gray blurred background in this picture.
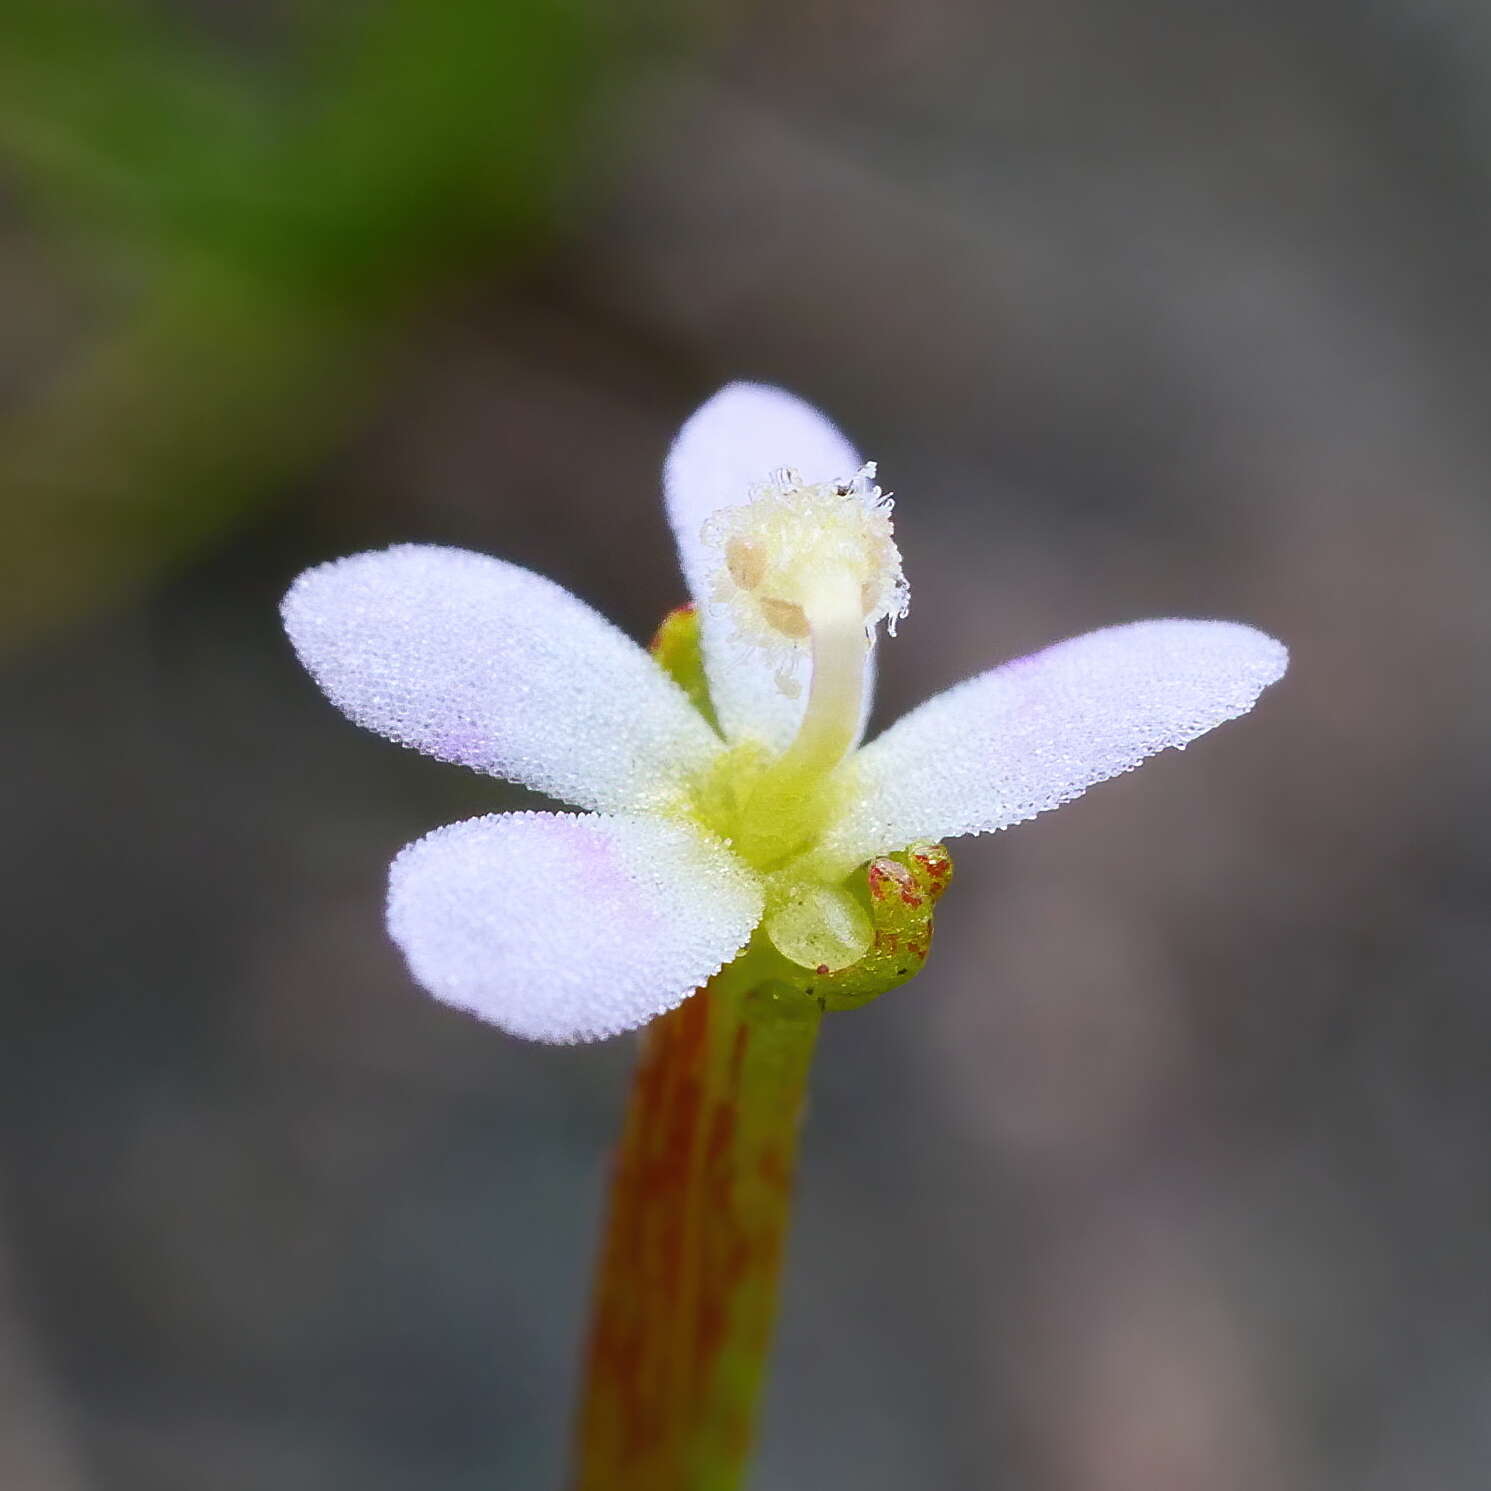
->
[4,1,1491,1487]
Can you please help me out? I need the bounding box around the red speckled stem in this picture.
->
[569,975,821,1491]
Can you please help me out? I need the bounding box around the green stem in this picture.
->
[570,971,821,1491]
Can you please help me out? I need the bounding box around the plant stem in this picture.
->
[570,972,821,1491]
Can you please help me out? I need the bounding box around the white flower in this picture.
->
[282,384,1288,1042]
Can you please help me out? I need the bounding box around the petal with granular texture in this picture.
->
[283,545,723,814]
[664,383,865,751]
[386,812,763,1042]
[821,619,1288,868]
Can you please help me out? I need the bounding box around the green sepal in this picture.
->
[649,602,719,732]
[733,843,954,1013]
[801,844,953,1010]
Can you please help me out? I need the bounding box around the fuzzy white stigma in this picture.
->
[702,464,908,689]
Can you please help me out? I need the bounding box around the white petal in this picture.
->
[386,811,763,1043]
[283,545,722,813]
[823,619,1288,866]
[664,383,864,750]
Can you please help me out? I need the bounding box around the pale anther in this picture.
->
[726,536,768,591]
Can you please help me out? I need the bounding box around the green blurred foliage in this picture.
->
[0,0,623,644]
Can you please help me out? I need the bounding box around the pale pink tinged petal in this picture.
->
[282,545,722,813]
[824,619,1288,866]
[386,812,763,1043]
[664,383,864,750]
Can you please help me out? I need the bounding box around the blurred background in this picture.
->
[4,0,1491,1487]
